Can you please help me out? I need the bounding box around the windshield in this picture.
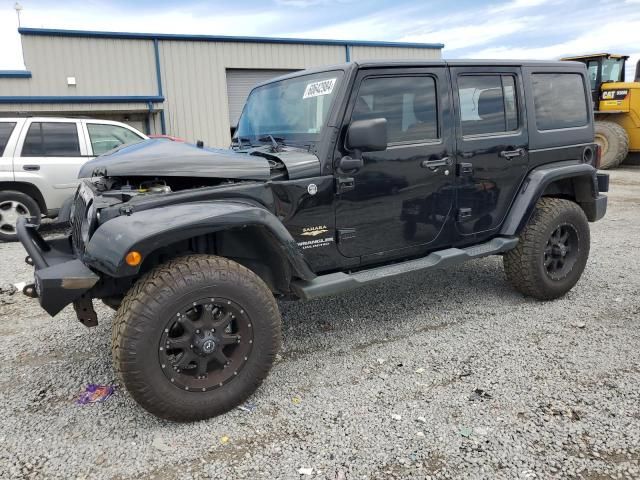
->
[601,57,625,83]
[234,70,344,144]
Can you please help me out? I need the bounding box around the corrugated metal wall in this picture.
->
[350,46,441,61]
[0,32,442,147]
[0,35,157,96]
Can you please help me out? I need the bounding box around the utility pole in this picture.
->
[14,2,23,28]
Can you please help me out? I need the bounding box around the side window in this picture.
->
[87,123,144,155]
[22,122,80,157]
[587,61,598,90]
[458,75,519,136]
[0,122,16,156]
[532,73,588,131]
[352,76,438,144]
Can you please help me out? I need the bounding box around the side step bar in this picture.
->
[291,236,518,300]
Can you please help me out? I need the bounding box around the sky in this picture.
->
[0,0,639,80]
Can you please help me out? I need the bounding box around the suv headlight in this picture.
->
[81,202,95,242]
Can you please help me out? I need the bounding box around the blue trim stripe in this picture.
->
[0,70,32,78]
[18,27,444,50]
[0,95,164,104]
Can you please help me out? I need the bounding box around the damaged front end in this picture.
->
[17,139,321,326]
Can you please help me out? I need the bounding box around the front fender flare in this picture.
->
[84,201,315,280]
[500,162,598,236]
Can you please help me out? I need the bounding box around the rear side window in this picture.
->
[87,123,143,155]
[22,122,80,157]
[352,76,438,144]
[532,73,588,131]
[458,75,519,136]
[0,122,16,156]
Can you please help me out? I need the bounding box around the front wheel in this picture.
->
[112,255,281,421]
[503,198,590,300]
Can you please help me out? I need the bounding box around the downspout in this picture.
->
[345,44,351,62]
[153,38,167,135]
[145,101,153,135]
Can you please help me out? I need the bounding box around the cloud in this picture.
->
[401,17,542,50]
[488,0,555,13]
[467,19,640,59]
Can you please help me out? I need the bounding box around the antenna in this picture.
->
[14,2,23,28]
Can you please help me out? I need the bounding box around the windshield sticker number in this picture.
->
[303,78,337,99]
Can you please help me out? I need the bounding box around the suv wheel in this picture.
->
[0,191,41,242]
[595,120,629,169]
[112,255,281,422]
[503,198,590,300]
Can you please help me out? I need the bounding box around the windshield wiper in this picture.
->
[231,136,252,149]
[258,135,285,152]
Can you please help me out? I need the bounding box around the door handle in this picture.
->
[499,148,525,160]
[421,157,451,169]
[23,165,40,171]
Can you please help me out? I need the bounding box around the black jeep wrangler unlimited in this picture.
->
[18,60,609,421]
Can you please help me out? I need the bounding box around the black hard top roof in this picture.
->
[355,59,581,68]
[252,59,584,89]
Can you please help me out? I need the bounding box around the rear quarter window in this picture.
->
[532,73,588,131]
[0,122,16,156]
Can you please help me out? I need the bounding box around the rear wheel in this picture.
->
[504,198,590,300]
[0,191,40,242]
[594,120,629,169]
[112,255,281,421]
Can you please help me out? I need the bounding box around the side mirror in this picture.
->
[346,118,388,152]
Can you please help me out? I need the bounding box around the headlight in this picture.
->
[81,202,95,242]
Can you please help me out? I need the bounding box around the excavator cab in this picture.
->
[562,53,639,169]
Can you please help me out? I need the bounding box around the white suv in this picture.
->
[0,117,147,241]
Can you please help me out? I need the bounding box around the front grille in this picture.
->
[71,192,87,254]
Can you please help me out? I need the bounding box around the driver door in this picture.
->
[334,67,455,259]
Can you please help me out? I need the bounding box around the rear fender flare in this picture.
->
[500,162,598,236]
[84,200,315,281]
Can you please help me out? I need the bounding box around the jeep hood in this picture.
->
[78,139,271,180]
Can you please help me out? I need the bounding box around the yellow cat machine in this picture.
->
[562,53,640,169]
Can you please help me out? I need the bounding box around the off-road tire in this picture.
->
[111,255,281,422]
[0,191,40,242]
[503,198,590,300]
[595,120,629,169]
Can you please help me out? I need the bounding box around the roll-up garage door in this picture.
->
[226,69,297,127]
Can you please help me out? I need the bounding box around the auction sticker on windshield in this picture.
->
[303,78,337,99]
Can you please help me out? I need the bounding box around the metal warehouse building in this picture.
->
[0,28,443,147]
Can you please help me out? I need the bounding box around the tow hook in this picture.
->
[23,283,38,298]
[25,255,34,266]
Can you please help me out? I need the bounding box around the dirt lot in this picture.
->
[1,167,639,480]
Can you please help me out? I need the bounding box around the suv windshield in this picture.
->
[234,70,343,145]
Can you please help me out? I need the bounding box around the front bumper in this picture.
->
[17,217,99,317]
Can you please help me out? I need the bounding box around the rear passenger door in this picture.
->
[14,119,89,212]
[451,67,529,240]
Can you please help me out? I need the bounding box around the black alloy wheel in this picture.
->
[544,224,579,280]
[159,298,254,392]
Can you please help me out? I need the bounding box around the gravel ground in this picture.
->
[1,167,640,480]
